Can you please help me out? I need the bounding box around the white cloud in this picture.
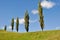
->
[32,0,55,14]
[56,27,60,30]
[29,20,37,23]
[8,26,12,29]
[7,26,16,31]
[31,9,38,14]
[7,26,12,30]
[14,18,37,24]
[14,18,25,24]
[1,26,11,30]
[41,0,55,9]
[2,26,4,29]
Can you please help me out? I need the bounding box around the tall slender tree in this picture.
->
[11,18,14,31]
[16,17,19,32]
[4,25,7,31]
[38,1,44,31]
[24,10,29,32]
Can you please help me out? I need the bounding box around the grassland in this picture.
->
[0,30,60,40]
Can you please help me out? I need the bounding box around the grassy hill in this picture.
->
[0,30,60,40]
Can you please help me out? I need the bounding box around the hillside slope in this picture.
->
[0,30,60,40]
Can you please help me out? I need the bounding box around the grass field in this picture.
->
[0,30,60,40]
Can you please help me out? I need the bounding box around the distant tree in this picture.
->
[24,10,29,32]
[4,25,7,31]
[38,1,44,31]
[11,18,14,31]
[16,17,19,32]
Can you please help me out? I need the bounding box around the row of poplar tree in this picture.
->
[4,1,44,32]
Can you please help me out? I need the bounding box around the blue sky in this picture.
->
[0,0,60,32]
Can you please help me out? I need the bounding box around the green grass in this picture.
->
[0,30,60,40]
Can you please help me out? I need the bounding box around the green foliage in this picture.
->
[38,2,44,31]
[16,17,19,32]
[24,10,29,32]
[4,25,7,31]
[11,18,14,31]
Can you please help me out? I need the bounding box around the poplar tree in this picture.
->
[11,18,14,31]
[24,10,29,32]
[4,25,7,31]
[38,1,44,31]
[16,17,19,32]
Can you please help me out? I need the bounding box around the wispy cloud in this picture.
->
[2,26,12,30]
[2,26,12,31]
[31,9,38,14]
[8,26,12,29]
[29,20,38,23]
[32,0,56,14]
[14,18,37,24]
[41,0,55,9]
[56,27,60,30]
[14,18,24,24]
